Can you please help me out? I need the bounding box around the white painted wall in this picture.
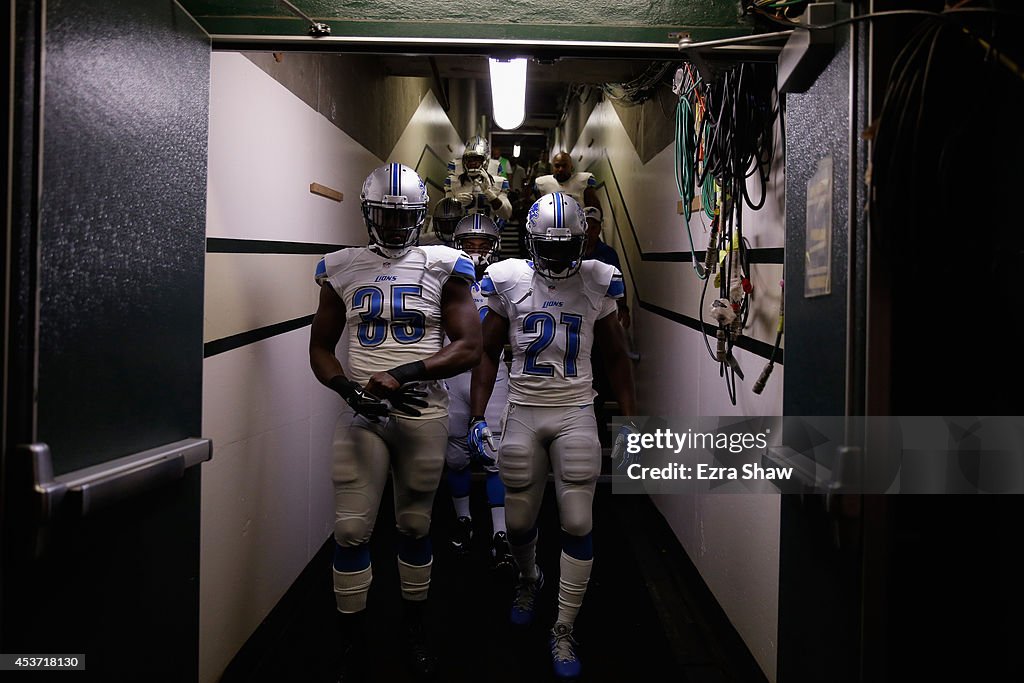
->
[564,99,785,682]
[200,52,464,683]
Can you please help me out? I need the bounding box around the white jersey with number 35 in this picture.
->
[480,259,623,407]
[315,245,476,419]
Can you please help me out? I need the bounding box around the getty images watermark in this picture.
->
[610,416,1024,495]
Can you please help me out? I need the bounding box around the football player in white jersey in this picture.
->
[470,193,636,680]
[533,151,600,210]
[442,214,513,567]
[446,135,512,222]
[310,163,481,681]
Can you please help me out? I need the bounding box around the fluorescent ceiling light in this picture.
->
[513,144,521,158]
[489,57,527,130]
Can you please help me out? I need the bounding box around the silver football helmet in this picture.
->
[462,135,489,171]
[360,163,429,257]
[453,213,501,268]
[431,197,464,245]
[525,192,586,279]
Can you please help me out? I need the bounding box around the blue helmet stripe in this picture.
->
[390,163,400,196]
[553,192,563,229]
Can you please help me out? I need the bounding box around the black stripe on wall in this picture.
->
[643,247,785,264]
[638,300,783,365]
[206,238,351,254]
[204,315,315,358]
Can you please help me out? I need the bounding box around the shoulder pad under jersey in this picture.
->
[534,175,556,195]
[578,260,622,309]
[480,259,533,297]
[418,244,476,284]
[314,247,362,286]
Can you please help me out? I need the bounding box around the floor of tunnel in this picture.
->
[221,470,765,683]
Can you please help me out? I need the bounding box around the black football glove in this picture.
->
[387,384,429,417]
[328,376,389,422]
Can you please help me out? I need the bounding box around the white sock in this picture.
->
[510,532,538,580]
[453,496,471,519]
[333,565,373,613]
[556,551,593,626]
[491,506,506,535]
[397,558,432,602]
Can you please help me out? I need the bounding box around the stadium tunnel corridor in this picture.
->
[4,3,1023,683]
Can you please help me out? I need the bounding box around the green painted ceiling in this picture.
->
[179,0,752,48]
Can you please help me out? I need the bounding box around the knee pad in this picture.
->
[334,514,372,547]
[503,487,542,534]
[557,489,594,537]
[395,509,432,539]
[446,437,471,470]
[499,441,534,489]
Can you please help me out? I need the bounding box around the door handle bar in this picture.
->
[21,438,211,520]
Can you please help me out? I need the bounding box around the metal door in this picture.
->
[3,1,211,680]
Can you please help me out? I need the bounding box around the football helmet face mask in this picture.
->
[431,197,465,245]
[462,135,489,171]
[360,163,429,257]
[525,192,586,280]
[453,213,500,268]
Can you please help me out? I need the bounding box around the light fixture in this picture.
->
[489,57,527,130]
[513,144,521,158]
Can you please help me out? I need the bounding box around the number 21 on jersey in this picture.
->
[522,311,582,377]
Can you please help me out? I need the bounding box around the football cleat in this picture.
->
[405,619,438,680]
[549,622,582,679]
[402,600,438,680]
[510,568,544,626]
[334,611,368,683]
[491,531,514,571]
[450,516,473,555]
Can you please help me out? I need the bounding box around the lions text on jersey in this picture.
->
[479,258,624,406]
[315,244,476,419]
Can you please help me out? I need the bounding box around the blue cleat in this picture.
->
[549,622,582,679]
[509,568,544,626]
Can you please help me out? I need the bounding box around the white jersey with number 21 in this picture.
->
[480,258,623,407]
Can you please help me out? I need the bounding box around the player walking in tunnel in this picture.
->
[309,163,481,681]
[470,192,636,679]
[446,135,512,223]
[442,213,513,567]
